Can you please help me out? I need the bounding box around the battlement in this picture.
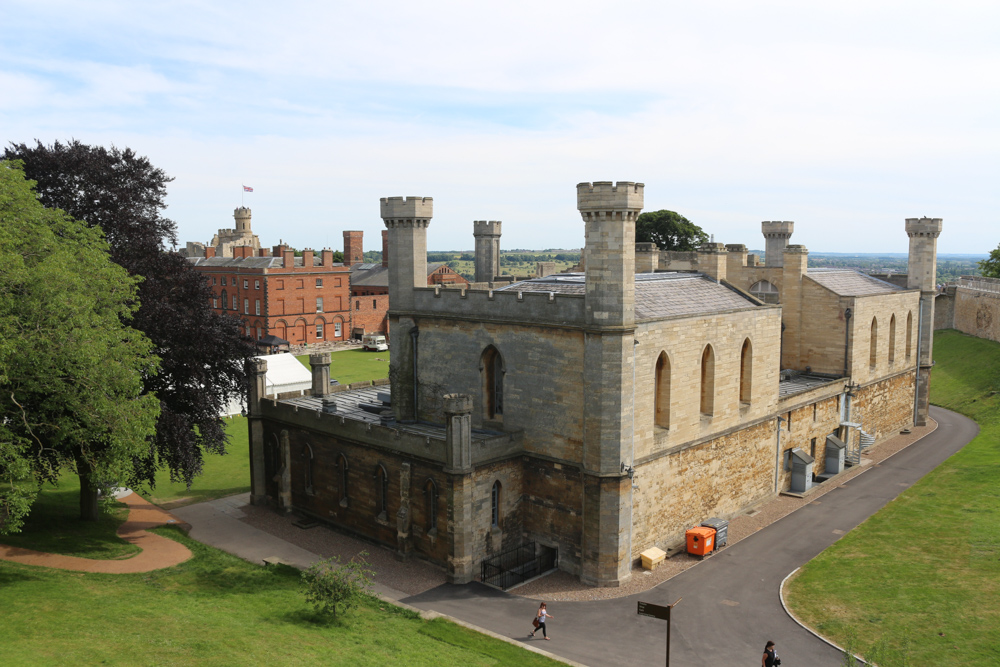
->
[905,217,943,238]
[577,181,644,212]
[761,221,794,238]
[234,206,251,218]
[409,285,587,326]
[473,220,502,236]
[380,196,433,221]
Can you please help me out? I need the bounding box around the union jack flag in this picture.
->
[243,185,253,192]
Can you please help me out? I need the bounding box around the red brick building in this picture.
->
[188,243,352,346]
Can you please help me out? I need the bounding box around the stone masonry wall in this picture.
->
[951,286,1000,343]
[851,369,917,445]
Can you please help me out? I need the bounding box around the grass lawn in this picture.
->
[296,347,390,385]
[0,525,563,666]
[785,330,1000,666]
[0,476,138,559]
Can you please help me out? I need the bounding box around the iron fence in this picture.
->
[481,541,557,590]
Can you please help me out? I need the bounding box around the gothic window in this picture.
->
[740,338,753,404]
[888,314,897,363]
[700,345,715,416]
[424,479,438,533]
[906,311,913,360]
[375,464,388,520]
[749,280,780,304]
[302,444,314,495]
[482,346,504,420]
[870,317,878,369]
[337,454,349,505]
[491,480,501,528]
[654,352,670,428]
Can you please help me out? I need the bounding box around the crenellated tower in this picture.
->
[473,220,502,283]
[381,196,433,421]
[762,221,794,268]
[906,217,943,425]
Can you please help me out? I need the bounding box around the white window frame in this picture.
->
[316,297,323,313]
[244,298,249,314]
[334,322,342,337]
[243,279,249,289]
[232,295,237,310]
[255,300,261,315]
[316,322,324,339]
[254,280,260,289]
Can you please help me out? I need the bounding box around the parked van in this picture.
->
[362,334,388,352]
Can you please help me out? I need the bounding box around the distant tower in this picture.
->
[906,217,943,426]
[343,231,364,265]
[473,221,502,282]
[234,207,252,235]
[761,221,794,268]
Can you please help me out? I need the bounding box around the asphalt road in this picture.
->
[402,406,979,666]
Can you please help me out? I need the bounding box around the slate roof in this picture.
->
[806,269,906,297]
[496,272,762,320]
[186,256,284,269]
[349,262,450,288]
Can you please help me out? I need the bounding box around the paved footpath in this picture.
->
[400,406,979,666]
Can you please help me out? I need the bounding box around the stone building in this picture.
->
[247,182,939,587]
[184,206,263,258]
[934,275,1000,344]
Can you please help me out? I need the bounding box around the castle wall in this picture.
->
[851,369,917,444]
[846,291,921,382]
[633,307,782,462]
[949,279,1000,343]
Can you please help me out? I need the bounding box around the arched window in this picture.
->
[905,311,913,360]
[869,317,878,369]
[337,454,349,505]
[654,352,670,428]
[740,338,753,404]
[221,289,228,309]
[302,444,314,495]
[700,345,715,416]
[375,464,389,520]
[749,280,780,304]
[491,480,502,528]
[424,479,438,533]
[888,314,896,364]
[481,346,504,420]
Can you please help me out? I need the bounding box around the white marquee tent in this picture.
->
[221,353,312,416]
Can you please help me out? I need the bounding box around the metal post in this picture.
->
[667,597,681,667]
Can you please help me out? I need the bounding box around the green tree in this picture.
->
[301,552,376,621]
[636,210,709,251]
[0,161,160,526]
[978,242,1000,278]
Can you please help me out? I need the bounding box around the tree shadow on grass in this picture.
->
[0,569,41,586]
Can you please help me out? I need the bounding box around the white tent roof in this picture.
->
[259,353,312,394]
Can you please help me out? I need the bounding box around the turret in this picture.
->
[473,220,502,283]
[906,217,943,425]
[234,207,252,234]
[762,221,794,267]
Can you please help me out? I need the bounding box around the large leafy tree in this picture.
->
[635,209,709,251]
[979,242,1000,279]
[0,161,160,526]
[4,140,256,497]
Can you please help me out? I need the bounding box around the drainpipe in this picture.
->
[410,326,419,421]
[774,415,787,493]
[913,304,924,425]
[843,307,852,378]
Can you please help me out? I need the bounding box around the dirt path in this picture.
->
[0,491,192,573]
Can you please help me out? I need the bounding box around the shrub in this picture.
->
[301,552,376,620]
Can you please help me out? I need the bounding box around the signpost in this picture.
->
[637,598,682,667]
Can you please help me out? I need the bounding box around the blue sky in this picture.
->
[2,0,997,254]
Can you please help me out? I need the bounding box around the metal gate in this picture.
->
[481,541,557,590]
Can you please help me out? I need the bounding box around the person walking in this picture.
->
[762,640,779,666]
[529,602,553,640]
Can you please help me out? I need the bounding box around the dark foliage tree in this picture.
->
[4,140,257,504]
[635,210,709,251]
[0,161,160,525]
[979,242,1000,279]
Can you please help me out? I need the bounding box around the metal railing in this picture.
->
[481,541,557,590]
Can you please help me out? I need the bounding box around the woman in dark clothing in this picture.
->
[762,640,779,667]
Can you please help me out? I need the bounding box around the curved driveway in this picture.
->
[401,406,979,666]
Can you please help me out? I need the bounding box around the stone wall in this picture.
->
[851,369,917,444]
[946,279,1000,343]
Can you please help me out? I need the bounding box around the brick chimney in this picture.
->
[302,249,314,268]
[343,231,364,265]
[272,242,288,257]
[321,248,334,266]
[204,246,216,259]
[282,249,295,268]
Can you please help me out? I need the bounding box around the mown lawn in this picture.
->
[296,347,390,385]
[0,525,563,666]
[785,330,1000,666]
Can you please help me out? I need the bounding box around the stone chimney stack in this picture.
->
[473,220,502,283]
[343,231,364,265]
[698,242,727,282]
[635,242,659,273]
[725,244,747,277]
[310,352,331,396]
[906,217,943,426]
[762,221,794,268]
[781,245,809,368]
